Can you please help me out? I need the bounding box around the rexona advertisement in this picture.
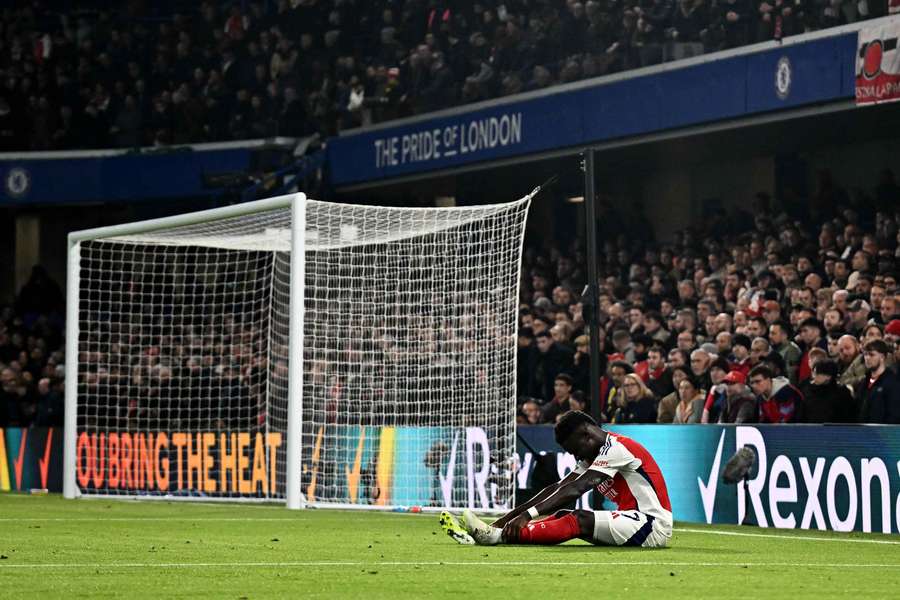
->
[516,425,900,534]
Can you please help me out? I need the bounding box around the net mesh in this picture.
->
[73,195,530,508]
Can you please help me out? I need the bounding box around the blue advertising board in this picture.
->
[517,424,900,534]
[328,32,857,187]
[0,146,253,205]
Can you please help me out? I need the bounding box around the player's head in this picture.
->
[554,410,604,462]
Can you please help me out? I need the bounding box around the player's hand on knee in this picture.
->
[503,513,530,540]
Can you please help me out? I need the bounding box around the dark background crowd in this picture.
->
[0,266,65,428]
[3,169,900,429]
[1,0,898,430]
[516,169,900,426]
[0,0,895,151]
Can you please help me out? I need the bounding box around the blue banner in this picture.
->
[0,146,254,205]
[516,424,900,534]
[329,33,857,187]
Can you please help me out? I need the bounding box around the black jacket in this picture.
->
[855,370,900,424]
[800,381,857,423]
[613,396,658,424]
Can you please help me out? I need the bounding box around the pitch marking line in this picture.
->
[4,519,900,546]
[677,528,900,545]
[1,561,899,570]
[3,513,898,545]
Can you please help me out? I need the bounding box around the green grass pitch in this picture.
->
[1,494,898,598]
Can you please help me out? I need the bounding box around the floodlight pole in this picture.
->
[582,148,604,425]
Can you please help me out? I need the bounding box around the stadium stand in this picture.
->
[1,1,898,430]
[0,0,896,150]
[2,171,898,430]
[0,267,65,428]
[514,171,900,425]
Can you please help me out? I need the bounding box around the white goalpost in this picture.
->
[63,192,532,510]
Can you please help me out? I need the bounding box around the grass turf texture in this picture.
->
[1,494,898,598]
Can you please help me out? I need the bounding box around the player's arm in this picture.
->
[529,469,606,516]
[500,469,607,540]
[490,470,581,528]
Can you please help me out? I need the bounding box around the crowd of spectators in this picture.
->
[0,267,65,428]
[0,0,896,151]
[516,168,900,426]
[3,169,900,431]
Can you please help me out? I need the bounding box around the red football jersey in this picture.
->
[576,433,672,524]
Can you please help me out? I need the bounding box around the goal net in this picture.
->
[64,192,532,510]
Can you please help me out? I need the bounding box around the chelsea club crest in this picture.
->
[775,56,792,101]
[5,167,31,198]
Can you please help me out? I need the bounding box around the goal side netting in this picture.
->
[63,192,531,510]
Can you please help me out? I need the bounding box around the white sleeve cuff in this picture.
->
[527,506,540,519]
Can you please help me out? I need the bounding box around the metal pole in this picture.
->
[63,239,80,499]
[286,193,307,509]
[582,149,604,424]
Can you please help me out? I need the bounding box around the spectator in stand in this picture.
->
[611,373,658,423]
[518,399,542,425]
[729,334,753,377]
[797,317,827,383]
[836,334,867,390]
[658,365,691,422]
[761,300,782,325]
[0,367,22,426]
[856,340,900,424]
[541,374,575,424]
[769,321,801,383]
[846,299,872,337]
[0,0,890,150]
[690,347,713,391]
[756,0,798,43]
[715,330,733,358]
[749,364,802,423]
[611,328,636,363]
[667,0,707,61]
[718,370,757,423]
[749,336,771,368]
[826,330,843,359]
[800,359,857,423]
[565,388,586,413]
[601,360,633,423]
[532,331,573,402]
[862,323,884,346]
[823,305,845,334]
[643,310,671,347]
[672,372,705,423]
[708,0,753,50]
[644,344,674,398]
[886,320,900,352]
[701,356,731,423]
[34,376,63,426]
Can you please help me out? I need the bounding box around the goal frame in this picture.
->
[63,193,308,508]
[63,190,530,511]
